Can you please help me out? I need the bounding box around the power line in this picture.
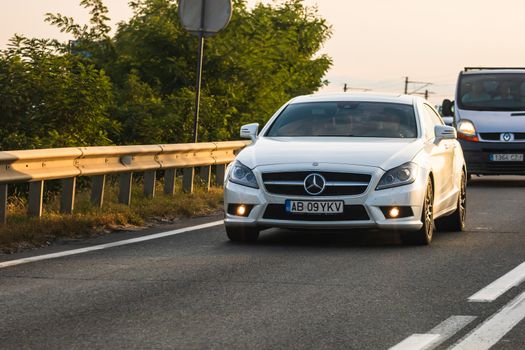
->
[404,77,435,100]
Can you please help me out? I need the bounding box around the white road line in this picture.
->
[426,316,477,349]
[468,261,525,302]
[0,220,224,269]
[389,334,440,350]
[450,291,525,350]
[389,316,476,350]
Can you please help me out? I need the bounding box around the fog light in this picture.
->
[389,207,400,218]
[227,204,254,217]
[237,205,247,216]
[380,206,413,219]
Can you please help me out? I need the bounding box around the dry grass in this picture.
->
[0,178,224,253]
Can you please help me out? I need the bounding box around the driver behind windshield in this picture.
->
[494,81,516,100]
[520,83,525,103]
[462,81,491,103]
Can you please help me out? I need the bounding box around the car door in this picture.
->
[421,104,455,213]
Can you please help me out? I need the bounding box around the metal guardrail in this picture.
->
[0,141,250,223]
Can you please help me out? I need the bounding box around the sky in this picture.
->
[2,0,525,104]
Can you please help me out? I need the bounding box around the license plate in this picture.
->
[489,153,524,162]
[285,200,344,214]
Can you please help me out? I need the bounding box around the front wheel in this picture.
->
[436,172,466,232]
[225,226,259,243]
[401,179,434,245]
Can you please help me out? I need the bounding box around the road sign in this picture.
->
[178,0,233,143]
[179,0,232,37]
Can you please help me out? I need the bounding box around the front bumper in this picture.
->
[224,164,427,232]
[460,139,525,175]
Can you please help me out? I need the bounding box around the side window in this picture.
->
[421,105,436,139]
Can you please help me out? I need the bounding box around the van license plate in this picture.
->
[285,200,344,214]
[489,154,524,162]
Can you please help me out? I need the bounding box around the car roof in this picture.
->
[288,92,418,105]
[462,69,525,75]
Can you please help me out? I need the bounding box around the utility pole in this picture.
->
[343,83,371,92]
[404,77,433,99]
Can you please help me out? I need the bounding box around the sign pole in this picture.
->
[179,0,231,142]
[192,0,207,143]
[193,33,204,143]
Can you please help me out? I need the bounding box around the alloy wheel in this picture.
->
[424,181,434,241]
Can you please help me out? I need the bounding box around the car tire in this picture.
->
[226,226,259,243]
[436,172,466,232]
[401,179,434,246]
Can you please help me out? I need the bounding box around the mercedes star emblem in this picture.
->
[304,173,326,195]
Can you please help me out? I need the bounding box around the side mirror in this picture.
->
[435,125,457,141]
[442,116,454,126]
[442,99,455,117]
[240,123,259,142]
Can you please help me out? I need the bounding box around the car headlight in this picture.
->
[228,161,259,189]
[456,119,479,142]
[457,120,476,136]
[376,162,418,190]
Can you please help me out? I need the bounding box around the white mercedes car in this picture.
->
[224,93,467,245]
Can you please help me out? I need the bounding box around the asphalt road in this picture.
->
[1,176,525,350]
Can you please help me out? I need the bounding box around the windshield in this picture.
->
[458,73,525,111]
[265,102,417,138]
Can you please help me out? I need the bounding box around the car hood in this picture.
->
[237,137,423,171]
[459,110,525,133]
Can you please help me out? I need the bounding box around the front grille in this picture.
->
[479,133,525,141]
[479,133,500,141]
[261,171,371,197]
[263,204,370,221]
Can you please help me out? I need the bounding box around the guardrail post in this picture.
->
[60,178,76,214]
[215,164,226,187]
[164,169,177,196]
[119,173,133,205]
[183,168,194,193]
[28,181,44,217]
[91,175,106,208]
[200,166,211,191]
[0,184,7,224]
[144,171,156,198]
